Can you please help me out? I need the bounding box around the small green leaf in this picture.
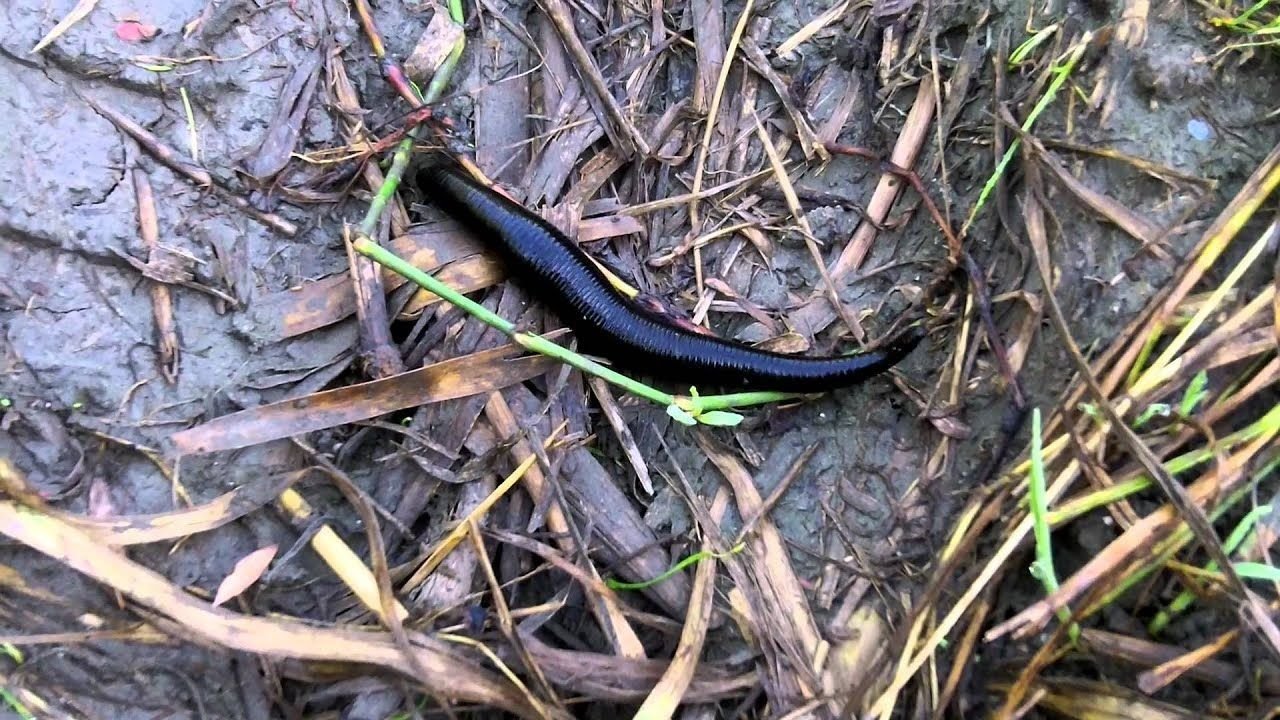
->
[1009,24,1059,66]
[1179,370,1209,416]
[1234,561,1280,582]
[1133,403,1170,428]
[608,542,745,590]
[2,642,23,663]
[697,410,744,427]
[666,404,697,426]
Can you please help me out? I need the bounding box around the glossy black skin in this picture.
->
[419,164,923,393]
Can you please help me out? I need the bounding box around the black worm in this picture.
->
[419,164,922,393]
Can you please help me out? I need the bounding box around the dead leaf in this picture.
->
[169,339,561,454]
[115,18,159,42]
[87,477,115,519]
[927,414,972,440]
[213,544,277,606]
[57,469,305,546]
[252,225,483,341]
[242,49,322,180]
[404,10,467,83]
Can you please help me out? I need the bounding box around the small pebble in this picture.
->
[1186,118,1213,141]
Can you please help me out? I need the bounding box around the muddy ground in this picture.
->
[1,0,1277,717]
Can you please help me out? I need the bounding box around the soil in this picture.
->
[1,0,1277,717]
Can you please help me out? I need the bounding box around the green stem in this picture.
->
[607,542,745,590]
[1085,478,1261,630]
[357,3,467,239]
[962,33,1091,236]
[514,331,675,406]
[1150,502,1273,633]
[352,238,801,423]
[1028,408,1078,643]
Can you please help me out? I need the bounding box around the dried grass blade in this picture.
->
[412,425,562,582]
[588,377,653,495]
[1137,217,1280,393]
[776,1,851,56]
[539,0,648,155]
[690,0,727,113]
[170,342,558,454]
[30,0,97,53]
[56,469,305,546]
[131,169,181,383]
[753,113,862,339]
[695,433,823,683]
[276,487,409,623]
[1032,144,1167,253]
[988,408,1278,640]
[828,82,936,280]
[740,37,823,157]
[467,520,563,713]
[987,177,1261,640]
[477,392,647,658]
[632,503,721,719]
[689,0,756,290]
[0,501,541,717]
[1136,627,1240,695]
[866,402,1085,715]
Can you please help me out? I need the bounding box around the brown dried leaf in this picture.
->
[58,470,303,546]
[690,0,727,113]
[243,50,323,181]
[400,254,505,317]
[170,340,559,455]
[871,0,916,23]
[87,477,115,519]
[404,10,467,84]
[212,545,277,606]
[752,332,808,354]
[252,226,483,340]
[1034,145,1169,258]
[577,214,645,242]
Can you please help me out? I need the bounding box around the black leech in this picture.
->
[419,163,922,393]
